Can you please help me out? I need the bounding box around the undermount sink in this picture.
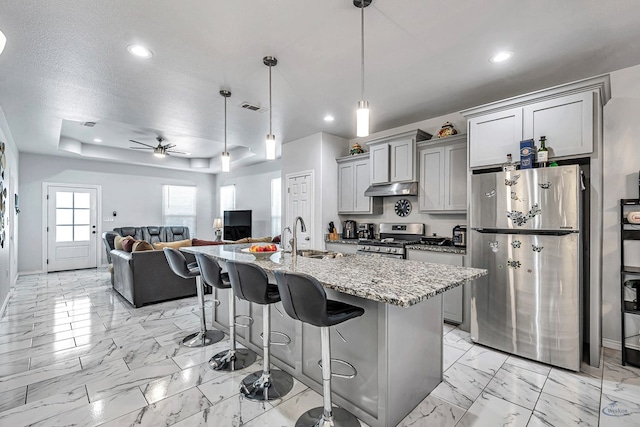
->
[298,249,337,259]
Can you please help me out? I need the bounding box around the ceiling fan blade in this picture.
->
[162,144,176,150]
[166,150,188,155]
[129,147,152,150]
[129,139,156,148]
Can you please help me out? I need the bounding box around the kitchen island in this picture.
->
[182,245,486,427]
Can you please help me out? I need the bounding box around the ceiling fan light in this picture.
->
[221,151,230,172]
[356,100,370,137]
[265,134,276,160]
[0,29,6,56]
[153,152,166,158]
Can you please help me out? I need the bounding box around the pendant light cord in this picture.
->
[269,63,273,135]
[360,0,365,100]
[224,95,227,154]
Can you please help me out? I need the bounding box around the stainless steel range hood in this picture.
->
[364,182,418,197]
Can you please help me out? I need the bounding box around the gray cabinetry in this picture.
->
[418,134,467,212]
[337,154,381,214]
[462,76,609,169]
[325,242,358,254]
[366,129,431,185]
[407,249,464,323]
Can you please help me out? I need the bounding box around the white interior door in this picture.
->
[46,185,98,272]
[286,172,313,251]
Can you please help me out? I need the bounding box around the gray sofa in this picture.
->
[106,226,198,308]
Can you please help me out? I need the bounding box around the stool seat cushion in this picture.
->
[195,253,231,290]
[274,271,364,328]
[226,260,281,305]
[164,248,200,279]
[325,300,365,326]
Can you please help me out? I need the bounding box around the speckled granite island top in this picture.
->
[182,244,486,308]
[405,244,467,255]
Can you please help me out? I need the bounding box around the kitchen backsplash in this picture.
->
[338,195,466,237]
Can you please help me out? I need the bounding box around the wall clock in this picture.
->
[394,199,412,217]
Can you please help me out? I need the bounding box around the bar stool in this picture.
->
[275,270,364,427]
[226,260,294,401]
[195,253,257,371]
[164,248,224,347]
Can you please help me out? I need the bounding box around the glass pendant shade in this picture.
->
[221,151,230,172]
[356,100,370,137]
[265,134,276,160]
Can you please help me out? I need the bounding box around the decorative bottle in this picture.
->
[502,154,517,172]
[537,136,549,167]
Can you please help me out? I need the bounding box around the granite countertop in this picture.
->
[183,244,486,308]
[405,244,466,255]
[325,239,360,245]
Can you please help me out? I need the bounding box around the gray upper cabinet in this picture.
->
[418,134,467,212]
[462,76,610,169]
[366,129,431,185]
[337,154,381,214]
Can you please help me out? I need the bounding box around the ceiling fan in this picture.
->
[129,136,188,157]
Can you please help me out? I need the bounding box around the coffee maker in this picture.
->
[358,223,375,240]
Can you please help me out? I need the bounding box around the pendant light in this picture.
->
[220,90,231,172]
[355,0,371,137]
[264,56,277,160]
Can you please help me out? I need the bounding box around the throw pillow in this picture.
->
[153,238,193,250]
[132,240,154,252]
[122,238,136,252]
[114,235,134,250]
[192,238,225,246]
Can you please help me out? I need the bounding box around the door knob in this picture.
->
[305,237,310,241]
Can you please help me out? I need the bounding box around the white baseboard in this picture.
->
[603,337,640,351]
[603,338,621,351]
[18,270,45,276]
[0,290,11,320]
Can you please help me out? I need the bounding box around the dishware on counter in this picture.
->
[241,244,281,259]
[342,220,357,239]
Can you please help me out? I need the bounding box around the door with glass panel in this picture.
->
[46,186,98,272]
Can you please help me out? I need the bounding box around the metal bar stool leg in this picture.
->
[240,304,294,401]
[182,276,224,348]
[296,327,360,427]
[209,289,257,371]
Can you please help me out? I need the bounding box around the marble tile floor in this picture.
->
[0,269,639,426]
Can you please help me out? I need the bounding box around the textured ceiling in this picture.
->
[1,0,640,173]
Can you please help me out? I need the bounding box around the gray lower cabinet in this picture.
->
[212,278,443,427]
[407,249,464,323]
[325,242,358,254]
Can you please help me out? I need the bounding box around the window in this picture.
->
[162,185,197,236]
[271,178,281,237]
[219,184,236,218]
[55,191,91,242]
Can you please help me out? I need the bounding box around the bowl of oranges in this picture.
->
[241,244,281,259]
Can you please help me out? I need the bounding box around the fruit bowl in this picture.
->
[241,244,281,259]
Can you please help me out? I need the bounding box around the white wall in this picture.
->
[0,106,20,315]
[215,159,282,238]
[602,63,640,348]
[282,132,346,248]
[18,153,216,272]
[342,112,467,237]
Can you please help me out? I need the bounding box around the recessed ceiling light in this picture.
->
[0,29,6,56]
[93,138,102,143]
[324,115,335,122]
[127,44,153,58]
[490,51,514,63]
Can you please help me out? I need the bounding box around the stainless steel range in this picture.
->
[356,223,425,259]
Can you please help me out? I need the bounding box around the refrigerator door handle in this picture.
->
[472,228,577,236]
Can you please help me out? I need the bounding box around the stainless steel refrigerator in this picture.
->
[470,164,583,371]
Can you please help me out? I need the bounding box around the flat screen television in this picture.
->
[223,210,252,241]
